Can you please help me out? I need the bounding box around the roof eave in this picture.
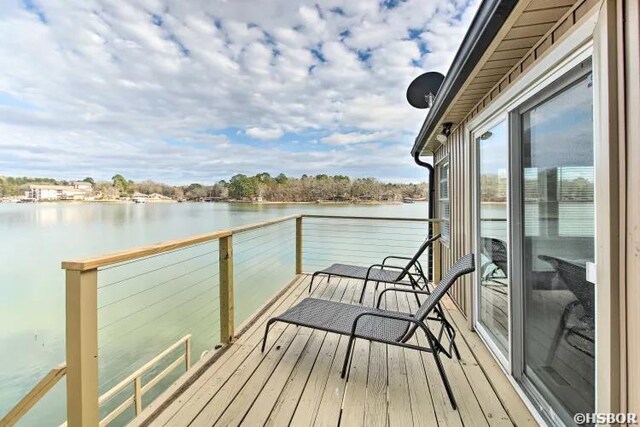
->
[411,0,518,157]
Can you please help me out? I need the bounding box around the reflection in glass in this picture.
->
[521,69,595,422]
[477,121,509,357]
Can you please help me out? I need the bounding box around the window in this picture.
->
[438,161,450,245]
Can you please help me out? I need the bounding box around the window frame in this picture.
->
[436,158,450,247]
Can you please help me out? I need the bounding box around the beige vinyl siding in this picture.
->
[434,124,473,318]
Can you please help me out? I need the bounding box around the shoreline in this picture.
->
[3,199,427,206]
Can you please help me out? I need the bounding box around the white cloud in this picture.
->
[245,127,284,140]
[0,0,480,183]
[320,131,390,145]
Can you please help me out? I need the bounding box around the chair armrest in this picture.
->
[376,287,431,308]
[382,256,424,272]
[365,264,404,281]
[349,310,425,338]
[382,255,412,266]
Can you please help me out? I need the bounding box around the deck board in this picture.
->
[142,275,535,427]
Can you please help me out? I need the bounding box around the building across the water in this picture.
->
[24,181,93,201]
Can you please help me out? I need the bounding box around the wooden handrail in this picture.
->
[61,215,302,272]
[228,214,301,234]
[0,364,66,427]
[60,214,431,272]
[301,214,439,222]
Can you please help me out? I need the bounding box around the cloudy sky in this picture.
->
[0,0,479,184]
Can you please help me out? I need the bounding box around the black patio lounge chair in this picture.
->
[309,234,440,304]
[262,254,475,409]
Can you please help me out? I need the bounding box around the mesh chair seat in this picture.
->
[318,263,402,283]
[273,298,410,342]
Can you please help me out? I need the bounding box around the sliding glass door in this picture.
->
[516,60,595,424]
[476,121,510,360]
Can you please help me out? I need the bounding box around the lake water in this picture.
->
[0,201,428,425]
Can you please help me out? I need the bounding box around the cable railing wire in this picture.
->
[100,295,221,386]
[234,240,295,271]
[98,285,220,351]
[232,234,295,263]
[98,249,219,289]
[233,237,295,269]
[99,272,219,331]
[98,261,218,309]
[99,239,218,272]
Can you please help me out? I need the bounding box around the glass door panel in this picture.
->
[477,121,509,358]
[520,67,595,423]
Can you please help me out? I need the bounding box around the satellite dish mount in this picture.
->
[406,72,445,109]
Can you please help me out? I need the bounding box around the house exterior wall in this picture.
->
[433,0,600,320]
[434,125,473,318]
[432,0,638,419]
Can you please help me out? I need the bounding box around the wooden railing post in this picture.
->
[65,268,99,427]
[134,377,142,415]
[185,337,192,370]
[433,221,442,283]
[219,235,234,344]
[296,216,303,274]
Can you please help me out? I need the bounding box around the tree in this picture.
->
[82,177,95,185]
[111,174,130,196]
[229,174,258,199]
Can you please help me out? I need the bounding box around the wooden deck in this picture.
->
[137,275,536,427]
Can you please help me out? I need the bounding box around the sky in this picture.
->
[0,0,480,185]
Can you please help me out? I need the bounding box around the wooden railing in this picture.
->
[0,364,66,426]
[4,213,439,427]
[59,214,301,426]
[94,335,191,426]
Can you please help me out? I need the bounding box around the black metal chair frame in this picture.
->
[261,254,475,410]
[309,234,440,304]
[539,255,595,364]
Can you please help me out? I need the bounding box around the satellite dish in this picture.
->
[406,72,445,109]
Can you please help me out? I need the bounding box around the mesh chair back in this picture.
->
[539,255,594,318]
[396,234,441,281]
[480,237,508,276]
[401,254,475,342]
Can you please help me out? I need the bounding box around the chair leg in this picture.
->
[309,273,319,293]
[425,332,457,409]
[261,319,275,352]
[545,301,576,365]
[341,336,357,378]
[358,280,369,304]
[451,339,461,360]
[432,347,457,410]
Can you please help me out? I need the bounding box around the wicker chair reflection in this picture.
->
[539,255,594,364]
[480,237,508,280]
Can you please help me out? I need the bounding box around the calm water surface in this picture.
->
[0,201,427,425]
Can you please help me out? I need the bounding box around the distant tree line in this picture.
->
[1,173,428,202]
